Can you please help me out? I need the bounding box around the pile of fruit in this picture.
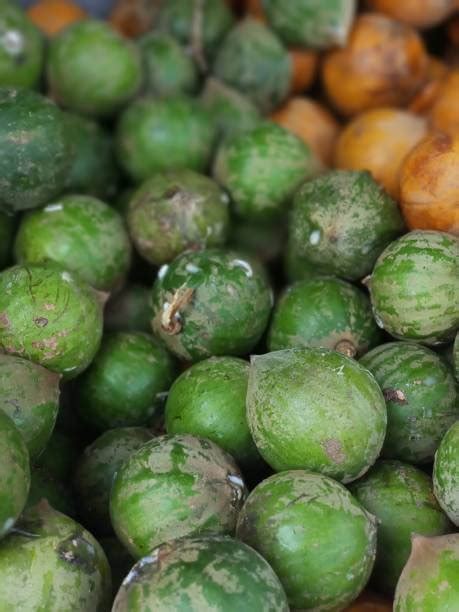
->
[0,0,458,609]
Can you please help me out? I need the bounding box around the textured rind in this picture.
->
[246,348,387,482]
[350,460,452,595]
[369,230,459,344]
[112,535,289,612]
[236,470,377,610]
[433,421,459,526]
[110,434,247,559]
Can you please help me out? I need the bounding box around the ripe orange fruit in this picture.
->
[366,0,457,29]
[27,0,86,36]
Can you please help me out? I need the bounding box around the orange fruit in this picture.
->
[27,0,86,37]
[288,48,318,94]
[110,0,157,38]
[429,70,459,133]
[366,0,457,29]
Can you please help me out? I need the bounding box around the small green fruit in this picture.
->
[433,421,459,526]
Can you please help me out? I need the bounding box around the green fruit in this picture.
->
[78,332,176,431]
[127,169,230,266]
[236,470,377,610]
[0,211,13,269]
[0,409,30,538]
[394,534,459,611]
[74,427,152,535]
[110,434,247,559]
[0,0,44,89]
[112,535,289,612]
[229,217,286,264]
[433,421,459,526]
[0,501,112,611]
[360,342,458,463]
[47,20,141,117]
[151,248,273,362]
[213,18,291,112]
[0,354,60,460]
[26,468,76,518]
[14,194,131,292]
[288,170,405,281]
[99,536,134,598]
[0,264,104,378]
[35,429,78,482]
[166,356,261,468]
[104,284,152,334]
[350,460,452,595]
[268,276,381,357]
[214,122,320,221]
[247,348,386,482]
[0,88,70,213]
[369,230,459,345]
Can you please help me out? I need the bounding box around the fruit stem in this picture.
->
[334,339,357,357]
[161,286,194,335]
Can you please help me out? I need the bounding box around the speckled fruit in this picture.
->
[110,434,247,559]
[127,169,230,266]
[247,348,386,482]
[78,332,175,431]
[0,212,13,269]
[433,421,459,526]
[26,467,76,518]
[369,230,459,345]
[35,429,78,482]
[104,284,151,334]
[237,470,377,610]
[288,170,405,281]
[151,249,273,362]
[0,264,104,378]
[113,536,289,612]
[360,342,458,463]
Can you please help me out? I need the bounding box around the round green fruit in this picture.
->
[433,421,459,526]
[104,284,152,334]
[35,429,78,482]
[110,434,247,559]
[26,467,76,518]
[0,212,13,269]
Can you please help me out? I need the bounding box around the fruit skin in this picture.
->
[112,535,289,612]
[0,212,13,269]
[78,332,176,431]
[246,348,387,482]
[151,248,273,362]
[127,169,230,266]
[110,434,247,559]
[366,0,457,29]
[26,467,76,518]
[0,264,104,378]
[0,501,112,611]
[0,88,70,213]
[0,410,30,538]
[213,17,291,113]
[429,70,459,134]
[433,421,459,526]
[268,277,381,358]
[288,170,405,281]
[47,20,142,117]
[27,0,86,36]
[369,230,459,345]
[74,427,152,535]
[15,195,131,292]
[116,96,216,182]
[237,470,377,610]
[104,284,151,334]
[35,429,78,482]
[394,534,459,611]
[350,460,452,595]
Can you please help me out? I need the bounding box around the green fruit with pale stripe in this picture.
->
[369,230,459,345]
[26,468,76,518]
[0,212,13,269]
[246,348,387,482]
[360,342,458,464]
[110,434,247,559]
[112,535,289,612]
[236,470,377,610]
[35,429,78,482]
[433,421,459,526]
[104,284,151,334]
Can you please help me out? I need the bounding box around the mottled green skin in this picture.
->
[0,88,70,213]
[247,348,387,482]
[151,249,273,362]
[0,409,30,538]
[0,264,104,378]
[47,20,141,117]
[110,434,247,559]
[230,217,286,264]
[370,231,459,345]
[35,429,78,482]
[434,422,459,526]
[139,32,198,97]
[269,277,381,357]
[360,342,458,464]
[116,96,216,183]
[213,18,291,113]
[113,536,289,612]
[74,427,152,535]
[214,122,320,221]
[350,460,452,595]
[104,284,152,334]
[127,169,230,266]
[288,170,405,281]
[78,332,175,431]
[0,502,112,611]
[237,470,377,610]
[0,0,44,89]
[15,195,131,292]
[99,537,134,598]
[0,212,13,269]
[26,468,76,518]
[0,354,60,459]
[263,0,355,48]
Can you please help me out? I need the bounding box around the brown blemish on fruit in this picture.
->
[383,388,408,404]
[335,339,357,358]
[161,287,194,335]
[0,312,10,328]
[322,439,346,464]
[34,317,48,328]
